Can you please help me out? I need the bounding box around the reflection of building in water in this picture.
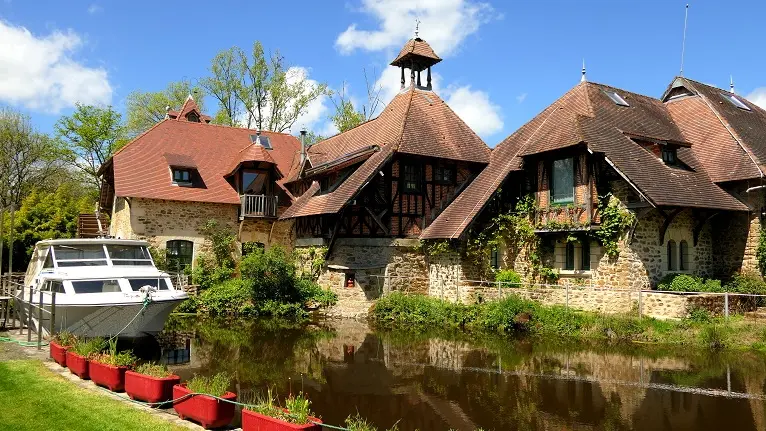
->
[163,338,191,365]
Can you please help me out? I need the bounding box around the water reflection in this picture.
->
[155,317,766,431]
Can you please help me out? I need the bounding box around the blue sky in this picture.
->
[1,0,765,146]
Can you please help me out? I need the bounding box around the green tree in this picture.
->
[328,69,383,133]
[55,103,125,189]
[200,41,329,132]
[0,108,62,208]
[125,80,205,136]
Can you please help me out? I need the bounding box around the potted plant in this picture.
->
[173,373,236,429]
[65,337,105,379]
[242,389,322,431]
[125,362,180,404]
[89,339,137,392]
[50,331,77,367]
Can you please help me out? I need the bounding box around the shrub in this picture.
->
[134,362,172,378]
[198,279,250,316]
[174,296,200,313]
[700,325,729,350]
[240,246,302,303]
[657,273,723,293]
[191,253,232,290]
[495,269,522,287]
[687,305,711,322]
[298,278,338,307]
[186,372,231,397]
[725,272,766,295]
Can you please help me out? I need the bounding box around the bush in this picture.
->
[700,324,729,350]
[186,372,231,397]
[241,246,301,303]
[198,279,250,316]
[192,253,233,290]
[297,278,338,307]
[725,272,766,295]
[134,362,172,378]
[657,273,723,293]
[174,296,200,313]
[495,269,522,287]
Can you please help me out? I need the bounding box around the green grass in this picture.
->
[0,360,184,431]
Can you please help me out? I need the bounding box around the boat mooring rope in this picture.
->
[106,292,152,343]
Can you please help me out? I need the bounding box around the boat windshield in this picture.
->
[70,279,121,294]
[106,245,153,266]
[53,245,108,267]
[127,278,168,291]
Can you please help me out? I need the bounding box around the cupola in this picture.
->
[390,26,441,91]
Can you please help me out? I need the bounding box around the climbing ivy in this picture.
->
[757,225,766,276]
[422,239,453,256]
[590,194,636,259]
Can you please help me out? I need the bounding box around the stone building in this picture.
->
[422,75,766,292]
[98,96,300,271]
[279,36,491,311]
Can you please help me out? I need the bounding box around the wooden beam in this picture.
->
[325,209,346,259]
[693,211,719,246]
[365,206,390,236]
[658,208,683,246]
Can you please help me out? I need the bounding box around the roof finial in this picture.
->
[730,75,735,94]
[581,59,586,83]
[680,4,689,76]
[414,17,421,38]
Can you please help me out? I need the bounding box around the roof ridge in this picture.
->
[429,89,490,155]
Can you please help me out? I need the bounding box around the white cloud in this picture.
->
[87,4,102,14]
[0,20,112,112]
[516,93,527,104]
[746,88,766,110]
[443,85,503,137]
[336,0,497,57]
[286,66,332,135]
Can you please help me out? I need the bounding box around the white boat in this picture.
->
[16,238,188,338]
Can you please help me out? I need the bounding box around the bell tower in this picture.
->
[390,27,442,91]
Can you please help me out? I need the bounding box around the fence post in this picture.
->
[565,284,569,310]
[50,290,56,337]
[638,288,643,317]
[27,288,33,342]
[440,278,444,301]
[0,207,4,296]
[7,203,14,290]
[37,291,43,350]
[497,280,501,299]
[724,292,729,320]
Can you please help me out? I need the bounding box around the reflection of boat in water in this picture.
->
[16,238,188,338]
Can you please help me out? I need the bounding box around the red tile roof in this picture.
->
[110,120,300,205]
[390,38,442,70]
[168,96,212,123]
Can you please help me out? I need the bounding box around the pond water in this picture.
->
[146,317,766,430]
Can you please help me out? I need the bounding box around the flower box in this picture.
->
[125,371,180,404]
[242,408,322,431]
[89,360,129,392]
[172,383,236,429]
[65,351,89,379]
[50,341,69,367]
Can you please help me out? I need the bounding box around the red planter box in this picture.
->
[125,371,180,404]
[65,351,89,379]
[172,383,236,429]
[89,361,129,392]
[50,341,69,367]
[242,408,322,431]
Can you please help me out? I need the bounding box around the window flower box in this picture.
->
[242,408,323,431]
[65,351,89,379]
[172,383,236,429]
[89,360,129,392]
[50,341,69,367]
[125,370,180,404]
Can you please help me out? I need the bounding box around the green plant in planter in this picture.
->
[51,331,77,347]
[186,372,231,397]
[92,339,137,366]
[133,362,172,378]
[71,337,106,357]
[345,413,400,431]
[248,388,316,425]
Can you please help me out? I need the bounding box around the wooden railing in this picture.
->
[240,194,278,218]
[533,203,598,230]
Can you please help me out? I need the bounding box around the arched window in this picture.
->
[667,240,677,271]
[166,240,193,272]
[565,242,575,270]
[679,240,689,271]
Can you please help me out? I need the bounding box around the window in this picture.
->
[435,164,455,184]
[490,248,499,270]
[661,147,677,165]
[241,170,267,195]
[53,244,108,267]
[604,90,630,107]
[172,168,192,184]
[667,240,677,271]
[41,280,65,294]
[551,158,574,205]
[166,240,194,272]
[185,112,200,122]
[128,278,168,291]
[679,240,689,271]
[106,245,153,266]
[721,93,751,111]
[71,279,121,294]
[43,253,54,269]
[345,273,356,289]
[565,242,575,271]
[402,163,422,193]
[581,241,591,271]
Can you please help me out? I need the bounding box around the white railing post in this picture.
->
[724,292,729,320]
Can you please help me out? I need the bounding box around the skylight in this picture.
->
[604,90,629,107]
[722,93,751,111]
[250,134,273,149]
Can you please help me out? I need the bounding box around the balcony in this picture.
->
[240,194,278,218]
[533,203,599,232]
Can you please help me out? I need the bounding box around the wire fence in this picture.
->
[367,274,766,320]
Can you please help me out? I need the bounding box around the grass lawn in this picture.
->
[0,360,185,431]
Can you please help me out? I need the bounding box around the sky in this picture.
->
[1,0,765,146]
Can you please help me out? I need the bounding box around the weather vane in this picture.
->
[415,18,421,38]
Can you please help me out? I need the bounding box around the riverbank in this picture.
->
[0,360,188,431]
[370,292,766,350]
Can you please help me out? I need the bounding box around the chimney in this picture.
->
[255,130,262,146]
[300,129,308,164]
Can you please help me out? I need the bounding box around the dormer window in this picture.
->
[172,168,192,185]
[604,90,629,107]
[186,112,200,122]
[721,93,751,111]
[661,147,677,165]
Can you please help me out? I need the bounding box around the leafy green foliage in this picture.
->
[200,219,236,268]
[725,272,766,295]
[240,246,300,303]
[758,227,766,276]
[51,331,77,347]
[699,324,730,350]
[191,253,234,290]
[71,337,106,357]
[283,392,314,425]
[590,194,635,259]
[186,373,231,397]
[423,239,452,256]
[133,362,172,378]
[298,278,338,307]
[148,246,167,271]
[495,269,522,287]
[125,80,204,136]
[197,279,250,316]
[247,389,316,425]
[657,273,723,292]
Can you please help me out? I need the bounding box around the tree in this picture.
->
[125,80,205,136]
[328,68,383,133]
[200,41,328,132]
[55,103,125,189]
[0,108,63,208]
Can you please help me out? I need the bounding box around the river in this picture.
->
[146,316,766,430]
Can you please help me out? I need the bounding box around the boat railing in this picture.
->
[1,279,57,350]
